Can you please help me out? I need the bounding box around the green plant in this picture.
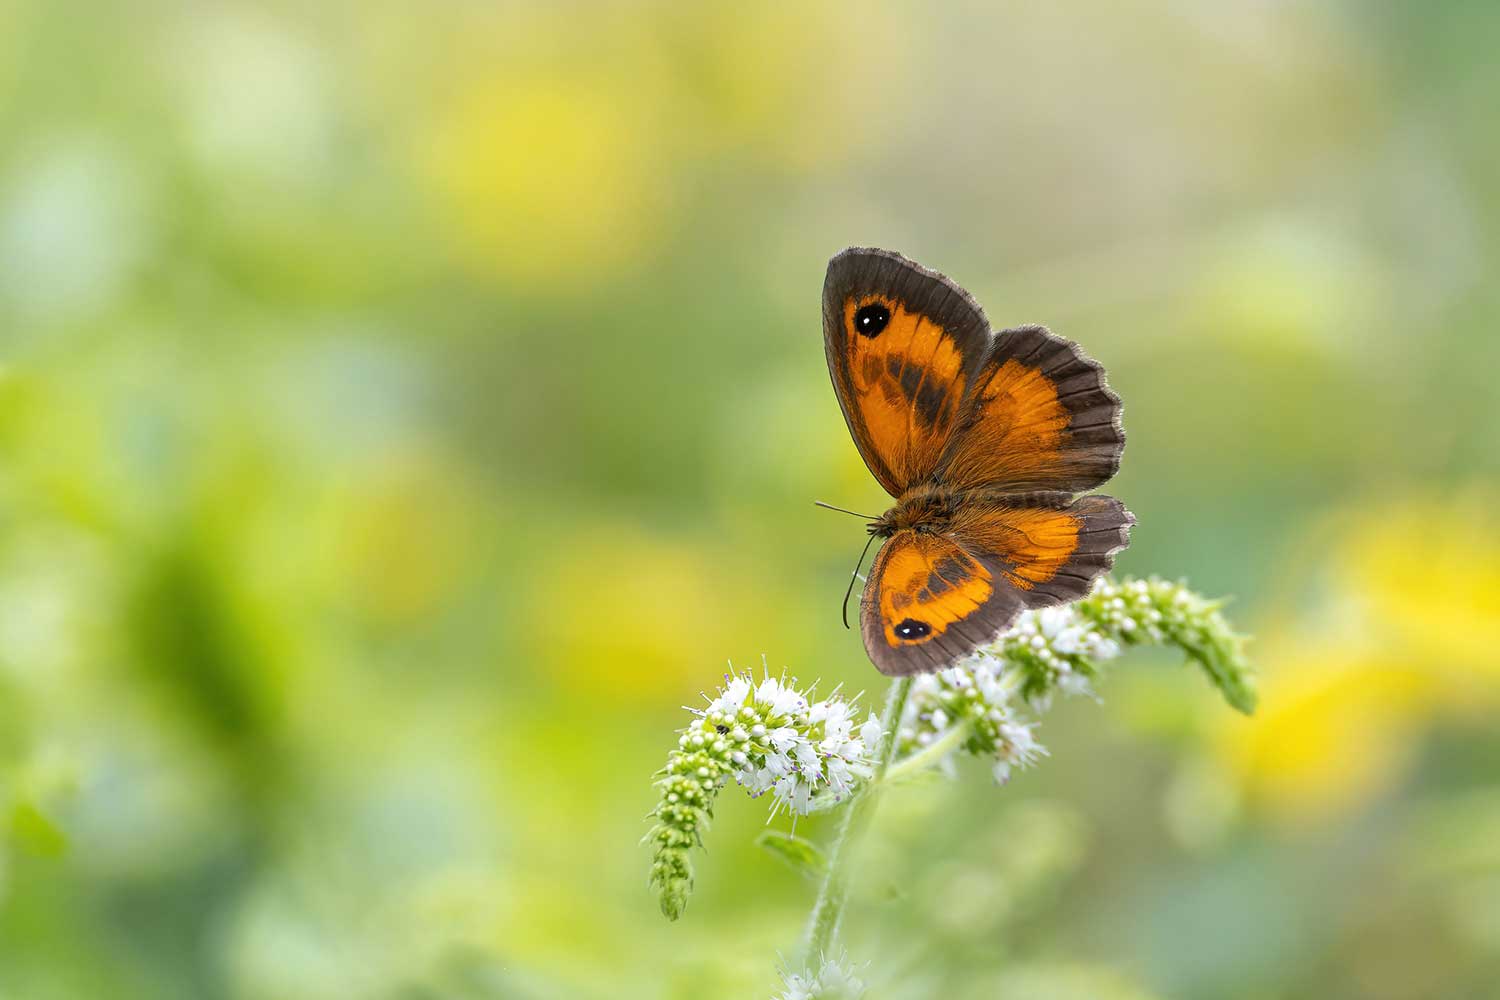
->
[645,577,1255,997]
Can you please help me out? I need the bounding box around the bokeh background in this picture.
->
[2,2,1498,997]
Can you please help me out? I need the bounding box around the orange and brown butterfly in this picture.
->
[823,247,1133,676]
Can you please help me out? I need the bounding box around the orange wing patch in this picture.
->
[841,295,969,487]
[940,358,1068,490]
[938,326,1125,494]
[873,532,993,646]
[948,494,1133,613]
[949,502,1082,591]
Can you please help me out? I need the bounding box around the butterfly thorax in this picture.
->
[870,483,959,538]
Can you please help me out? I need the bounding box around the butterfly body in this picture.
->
[823,248,1134,676]
[867,483,960,537]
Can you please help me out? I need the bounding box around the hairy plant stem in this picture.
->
[802,674,914,965]
[884,720,971,785]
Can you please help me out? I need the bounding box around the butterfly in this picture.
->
[823,248,1133,676]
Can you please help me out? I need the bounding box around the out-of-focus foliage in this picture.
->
[1,2,1498,997]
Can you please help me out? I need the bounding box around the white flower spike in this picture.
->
[648,667,879,919]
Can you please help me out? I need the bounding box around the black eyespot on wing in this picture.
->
[894,618,931,640]
[854,303,890,337]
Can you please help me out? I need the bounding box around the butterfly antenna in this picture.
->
[815,500,879,519]
[841,532,878,630]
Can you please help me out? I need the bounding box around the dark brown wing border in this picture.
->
[823,248,994,496]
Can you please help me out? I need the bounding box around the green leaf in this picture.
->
[755,830,826,879]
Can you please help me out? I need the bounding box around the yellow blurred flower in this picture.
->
[661,4,906,173]
[412,2,912,287]
[1218,641,1433,826]
[423,67,665,288]
[1218,492,1500,827]
[1338,494,1500,700]
[525,527,756,703]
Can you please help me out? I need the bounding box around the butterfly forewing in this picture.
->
[937,325,1125,493]
[823,248,993,497]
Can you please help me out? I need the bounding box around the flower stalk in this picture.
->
[801,674,912,965]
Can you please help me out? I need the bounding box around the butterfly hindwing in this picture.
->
[860,494,1134,676]
[948,492,1134,606]
[859,529,1024,676]
[823,248,993,497]
[937,325,1124,493]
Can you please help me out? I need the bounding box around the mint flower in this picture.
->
[900,660,1049,785]
[1075,576,1257,714]
[647,671,880,919]
[647,577,1254,922]
[986,576,1254,712]
[775,951,866,1000]
[892,577,1255,787]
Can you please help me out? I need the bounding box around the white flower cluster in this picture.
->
[775,952,866,1000]
[895,577,1256,787]
[703,673,882,815]
[897,596,1128,783]
[1082,577,1173,641]
[998,600,1127,707]
[1076,576,1256,714]
[902,655,1050,785]
[648,578,1255,919]
[648,670,880,919]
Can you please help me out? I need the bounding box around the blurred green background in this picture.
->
[2,2,1498,997]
